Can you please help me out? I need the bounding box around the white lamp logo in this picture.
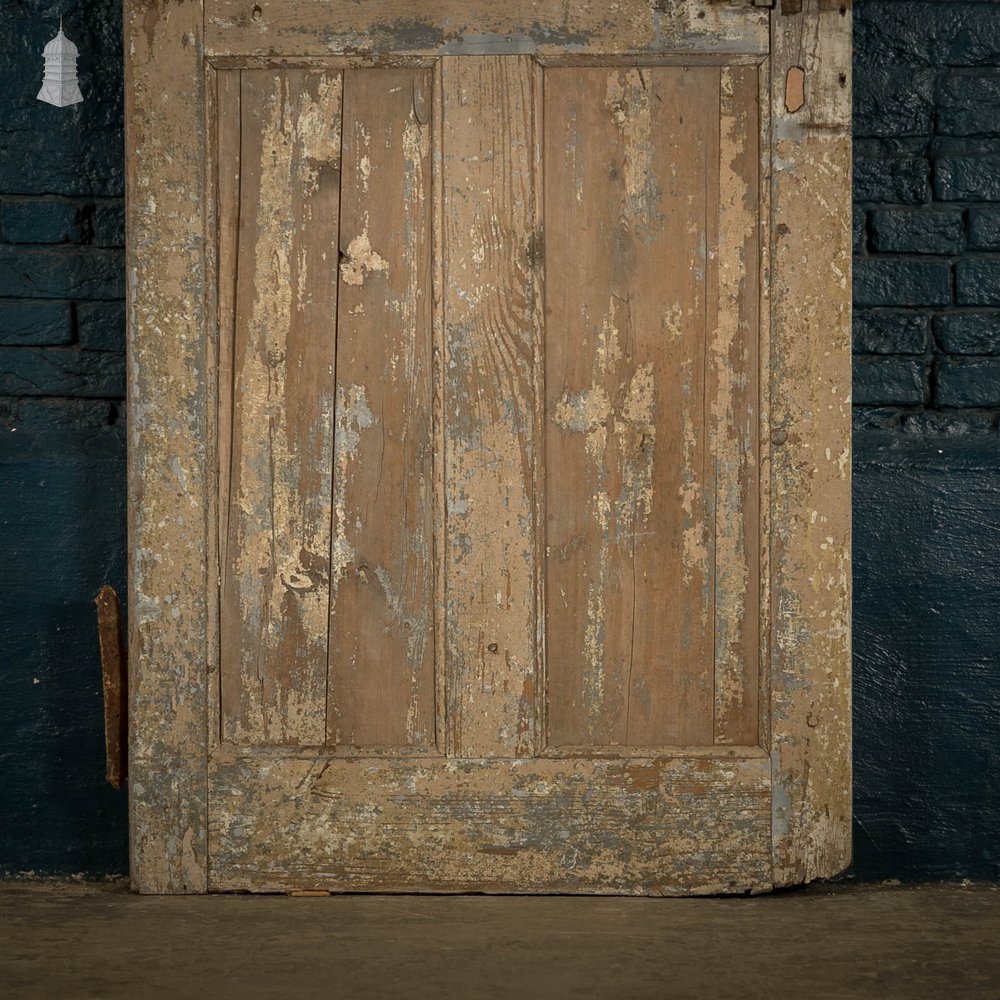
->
[37,18,84,108]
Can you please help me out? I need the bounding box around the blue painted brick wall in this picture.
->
[0,0,128,876]
[852,0,1000,882]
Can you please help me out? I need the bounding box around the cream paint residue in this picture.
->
[341,228,389,286]
[294,74,344,194]
[553,385,610,462]
[679,357,709,586]
[596,308,623,370]
[398,112,430,385]
[556,305,659,742]
[661,302,684,339]
[331,382,375,597]
[617,363,656,528]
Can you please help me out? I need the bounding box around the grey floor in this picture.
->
[2,881,998,999]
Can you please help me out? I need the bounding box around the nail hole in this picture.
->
[487,642,499,654]
[250,5,263,22]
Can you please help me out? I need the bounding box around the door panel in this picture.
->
[544,65,720,749]
[218,60,760,757]
[543,64,760,751]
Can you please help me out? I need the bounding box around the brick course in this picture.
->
[934,312,1000,354]
[853,312,930,355]
[871,208,965,254]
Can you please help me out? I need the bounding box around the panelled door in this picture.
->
[126,0,852,895]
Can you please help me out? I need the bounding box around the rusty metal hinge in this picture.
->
[96,585,128,790]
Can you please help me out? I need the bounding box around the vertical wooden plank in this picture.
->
[770,0,853,885]
[713,65,760,746]
[220,69,343,746]
[125,0,209,893]
[544,66,719,748]
[326,68,435,748]
[441,55,541,758]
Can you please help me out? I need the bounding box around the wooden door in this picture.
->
[126,0,852,895]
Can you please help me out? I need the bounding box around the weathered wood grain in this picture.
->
[327,68,435,748]
[220,69,343,746]
[205,1,769,59]
[440,56,541,758]
[126,0,209,893]
[768,0,852,885]
[713,65,760,746]
[544,66,720,748]
[209,750,772,894]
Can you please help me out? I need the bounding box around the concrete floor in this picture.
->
[1,882,998,999]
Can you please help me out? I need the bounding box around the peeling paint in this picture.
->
[221,69,342,748]
[340,228,389,286]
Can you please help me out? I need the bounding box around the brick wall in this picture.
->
[854,0,1000,430]
[0,0,129,875]
[851,0,1000,883]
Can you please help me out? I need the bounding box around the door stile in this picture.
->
[127,0,210,893]
[768,1,852,886]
